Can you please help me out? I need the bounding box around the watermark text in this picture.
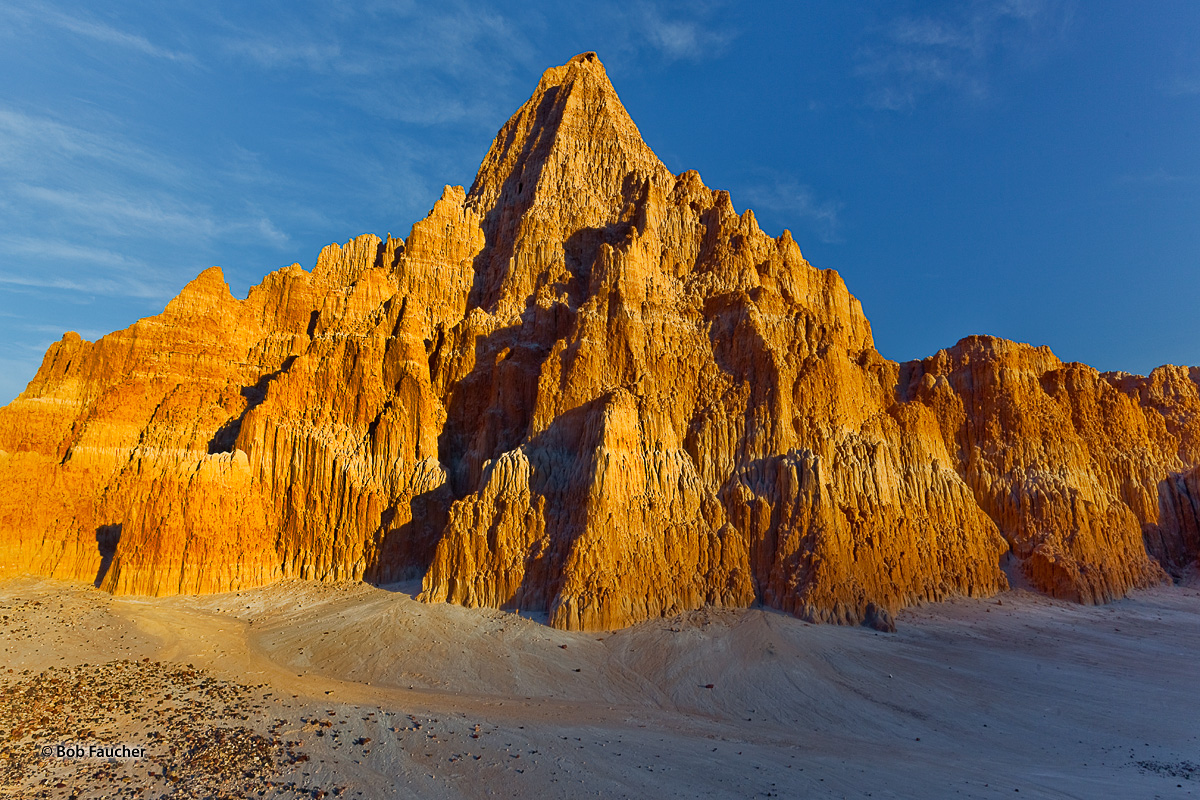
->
[40,744,146,759]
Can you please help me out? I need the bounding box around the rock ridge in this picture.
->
[1,53,1197,630]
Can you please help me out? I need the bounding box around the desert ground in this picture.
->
[1,571,1197,799]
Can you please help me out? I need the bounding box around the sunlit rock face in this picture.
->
[2,53,1196,630]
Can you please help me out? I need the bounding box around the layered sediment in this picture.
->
[2,53,1196,629]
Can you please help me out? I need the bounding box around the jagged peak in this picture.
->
[312,233,384,288]
[534,51,604,92]
[466,52,670,219]
[165,265,231,305]
[458,53,677,316]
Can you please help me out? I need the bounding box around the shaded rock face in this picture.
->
[1,53,1197,629]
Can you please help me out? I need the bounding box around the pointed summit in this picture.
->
[464,53,673,315]
[468,52,670,221]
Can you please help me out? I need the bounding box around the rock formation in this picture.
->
[1,53,1197,630]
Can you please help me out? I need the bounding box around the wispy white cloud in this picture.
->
[0,235,176,299]
[858,50,987,110]
[0,271,169,299]
[216,0,734,127]
[242,216,291,249]
[0,103,296,249]
[42,8,196,63]
[637,4,734,62]
[13,184,219,239]
[889,17,979,52]
[1,2,195,63]
[9,183,294,251]
[0,97,298,320]
[347,78,503,126]
[742,180,843,244]
[857,0,1071,111]
[222,37,341,72]
[576,0,735,64]
[1165,76,1200,97]
[217,3,536,128]
[0,108,184,182]
[0,235,148,270]
[388,6,533,81]
[1116,168,1194,186]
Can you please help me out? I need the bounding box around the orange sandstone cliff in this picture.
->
[1,53,1197,630]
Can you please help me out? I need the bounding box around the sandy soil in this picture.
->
[1,576,1198,799]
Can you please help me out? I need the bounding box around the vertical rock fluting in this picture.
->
[1,52,1197,628]
[415,54,1011,627]
[901,338,1199,600]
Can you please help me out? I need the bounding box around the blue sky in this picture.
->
[1,1,1198,404]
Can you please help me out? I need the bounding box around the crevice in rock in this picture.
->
[207,356,297,454]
